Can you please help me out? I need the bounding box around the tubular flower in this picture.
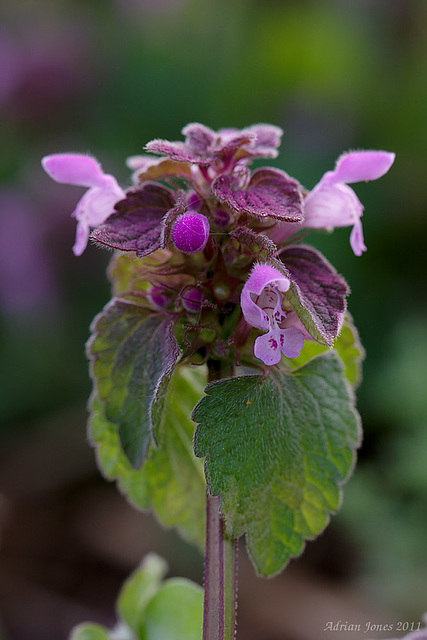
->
[304,150,395,256]
[42,153,125,255]
[241,264,305,366]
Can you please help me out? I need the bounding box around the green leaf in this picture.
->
[89,366,206,548]
[289,313,364,387]
[142,578,203,640]
[117,554,167,634]
[193,352,361,576]
[69,623,110,640]
[69,555,203,640]
[88,299,180,468]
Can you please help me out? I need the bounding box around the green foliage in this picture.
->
[70,624,110,640]
[142,578,203,640]
[289,313,364,387]
[70,554,203,640]
[89,366,206,548]
[117,554,168,633]
[88,298,180,468]
[193,353,361,576]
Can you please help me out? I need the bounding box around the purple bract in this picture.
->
[145,122,283,167]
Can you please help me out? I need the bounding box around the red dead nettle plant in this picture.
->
[42,123,395,640]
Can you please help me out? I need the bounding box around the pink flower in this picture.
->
[304,150,395,256]
[241,263,304,366]
[41,153,125,255]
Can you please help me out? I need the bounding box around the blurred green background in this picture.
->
[1,1,426,639]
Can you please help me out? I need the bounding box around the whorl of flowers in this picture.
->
[42,123,394,367]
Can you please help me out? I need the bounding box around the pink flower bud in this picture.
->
[181,286,204,313]
[147,285,169,309]
[171,211,209,254]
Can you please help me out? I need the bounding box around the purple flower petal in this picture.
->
[42,153,107,188]
[331,150,396,184]
[254,328,282,366]
[241,263,290,331]
[91,184,176,257]
[73,220,90,256]
[41,153,125,255]
[241,262,304,365]
[279,327,305,358]
[305,182,363,229]
[213,167,304,222]
[304,149,395,255]
[349,217,367,257]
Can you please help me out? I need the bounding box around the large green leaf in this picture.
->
[193,353,361,576]
[289,313,364,387]
[89,366,206,548]
[88,299,180,468]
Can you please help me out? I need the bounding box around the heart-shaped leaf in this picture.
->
[91,184,176,257]
[88,299,180,468]
[193,353,361,576]
[89,367,206,547]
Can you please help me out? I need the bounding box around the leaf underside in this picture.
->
[88,299,180,468]
[193,352,361,576]
[89,366,206,548]
[275,245,349,346]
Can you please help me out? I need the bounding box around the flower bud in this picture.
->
[213,208,231,229]
[181,286,204,313]
[171,211,209,254]
[147,285,169,309]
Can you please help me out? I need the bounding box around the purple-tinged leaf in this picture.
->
[91,185,176,257]
[278,245,348,346]
[181,122,216,154]
[212,168,304,222]
[127,156,193,185]
[145,139,210,165]
[87,299,180,468]
[145,123,284,166]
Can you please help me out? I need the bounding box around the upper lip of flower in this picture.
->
[41,153,125,256]
[303,149,395,256]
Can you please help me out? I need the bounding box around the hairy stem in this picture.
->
[223,536,238,639]
[203,360,237,640]
[203,492,224,640]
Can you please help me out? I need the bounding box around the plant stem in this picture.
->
[223,535,238,639]
[203,492,224,640]
[203,361,237,640]
[203,492,237,640]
